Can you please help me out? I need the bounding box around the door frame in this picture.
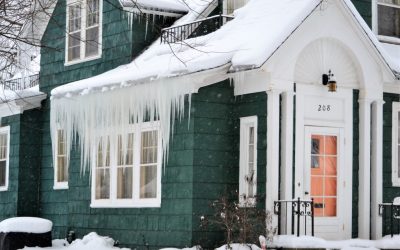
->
[304,125,345,237]
[294,84,353,239]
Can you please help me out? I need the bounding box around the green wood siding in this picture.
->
[382,93,400,234]
[191,81,267,248]
[351,0,372,27]
[0,116,20,221]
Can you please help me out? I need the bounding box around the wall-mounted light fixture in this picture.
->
[322,70,337,92]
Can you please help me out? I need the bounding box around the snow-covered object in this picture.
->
[271,235,400,249]
[0,85,44,103]
[393,197,400,205]
[0,217,52,234]
[22,232,130,250]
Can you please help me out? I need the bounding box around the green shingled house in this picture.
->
[0,0,400,248]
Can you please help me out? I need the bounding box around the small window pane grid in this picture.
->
[310,134,337,217]
[377,0,400,38]
[66,0,101,63]
[92,123,161,207]
[239,117,257,206]
[56,130,68,183]
[0,132,7,188]
[0,127,9,191]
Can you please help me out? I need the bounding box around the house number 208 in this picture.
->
[318,105,331,112]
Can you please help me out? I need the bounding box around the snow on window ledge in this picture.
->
[53,182,69,190]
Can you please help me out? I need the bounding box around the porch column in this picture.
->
[280,91,294,233]
[371,99,383,239]
[266,89,281,227]
[358,98,372,239]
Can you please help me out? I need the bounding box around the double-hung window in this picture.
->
[392,102,400,186]
[91,122,161,207]
[66,0,102,64]
[239,116,257,206]
[374,0,400,42]
[54,129,69,189]
[0,126,9,191]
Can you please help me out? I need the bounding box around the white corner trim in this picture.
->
[358,98,372,239]
[266,89,281,227]
[371,100,383,239]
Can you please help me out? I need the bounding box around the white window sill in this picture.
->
[90,199,161,208]
[64,54,102,66]
[0,186,8,192]
[53,182,69,190]
[378,35,400,45]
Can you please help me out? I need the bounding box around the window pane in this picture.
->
[57,156,68,182]
[85,27,99,57]
[117,167,133,199]
[0,161,5,187]
[95,169,110,199]
[68,5,81,32]
[86,0,99,27]
[378,4,400,37]
[126,133,134,165]
[0,134,7,160]
[140,165,157,198]
[141,131,158,164]
[68,33,81,61]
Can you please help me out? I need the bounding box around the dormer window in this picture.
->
[66,0,102,65]
[375,0,400,43]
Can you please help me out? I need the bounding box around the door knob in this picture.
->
[305,191,309,195]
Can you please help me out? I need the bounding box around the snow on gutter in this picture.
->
[120,0,189,15]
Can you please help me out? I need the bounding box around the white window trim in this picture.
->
[65,0,103,66]
[392,102,400,186]
[372,0,400,44]
[53,127,69,190]
[239,116,257,206]
[0,126,10,192]
[90,121,162,208]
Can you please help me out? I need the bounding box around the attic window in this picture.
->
[66,0,102,65]
[376,0,400,42]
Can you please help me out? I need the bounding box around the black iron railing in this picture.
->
[160,14,234,44]
[379,202,400,237]
[274,198,314,237]
[2,74,39,91]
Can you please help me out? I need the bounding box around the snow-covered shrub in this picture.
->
[200,191,275,249]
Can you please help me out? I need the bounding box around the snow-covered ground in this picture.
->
[19,233,400,250]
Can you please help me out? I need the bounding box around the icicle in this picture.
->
[145,17,149,41]
[50,78,196,175]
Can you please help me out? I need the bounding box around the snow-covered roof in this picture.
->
[52,0,400,98]
[0,85,45,103]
